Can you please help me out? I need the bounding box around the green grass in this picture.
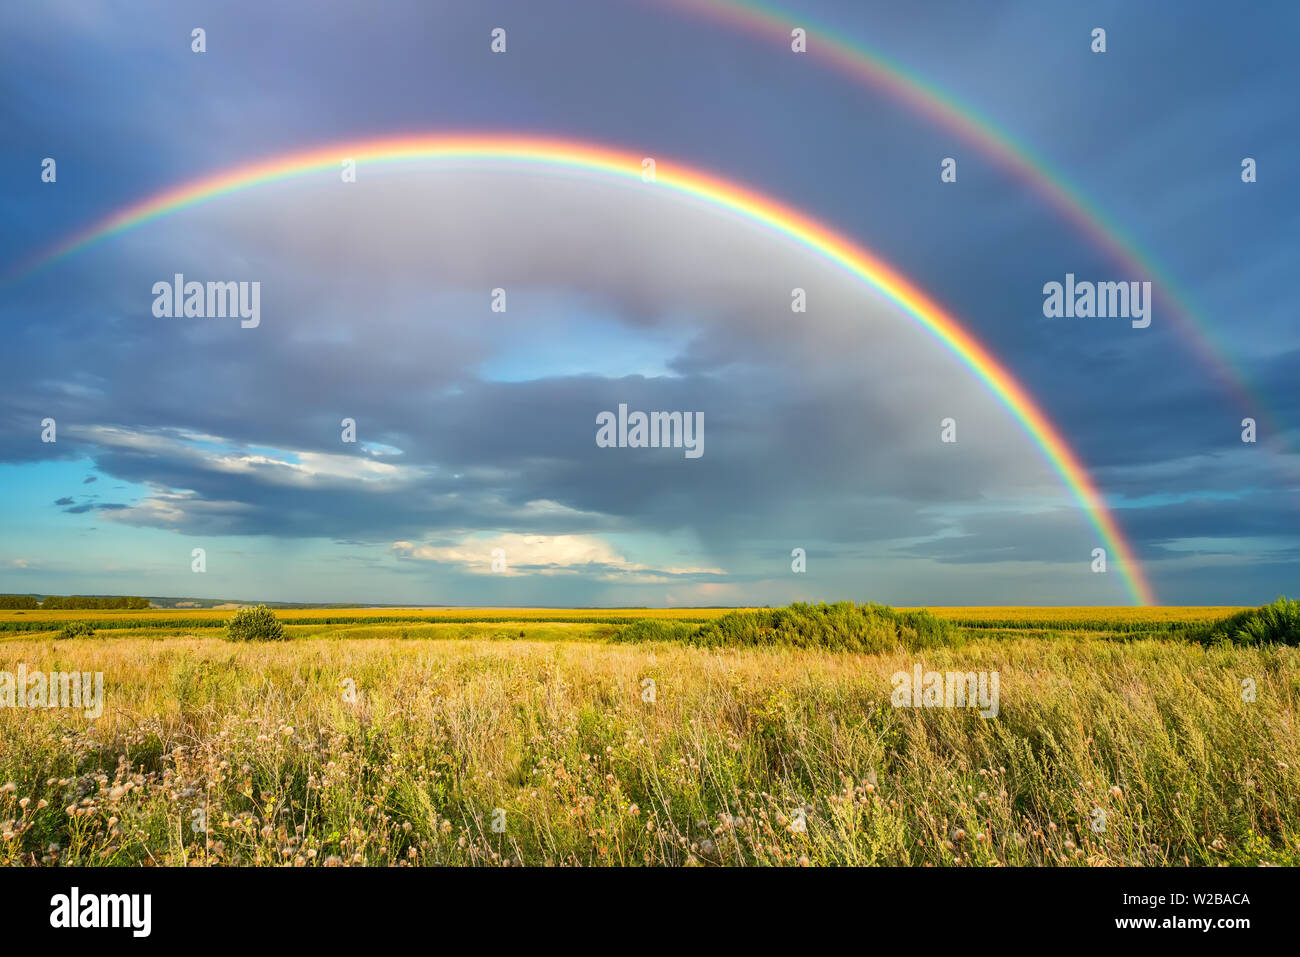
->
[614,602,960,652]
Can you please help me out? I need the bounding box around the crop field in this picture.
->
[1,602,1296,867]
[0,606,733,634]
[914,606,1247,630]
[0,604,1243,635]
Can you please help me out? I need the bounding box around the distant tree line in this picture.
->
[0,595,151,609]
[43,595,152,609]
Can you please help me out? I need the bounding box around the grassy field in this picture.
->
[0,605,1294,867]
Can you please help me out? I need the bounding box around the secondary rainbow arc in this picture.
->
[665,0,1280,439]
[9,133,1158,604]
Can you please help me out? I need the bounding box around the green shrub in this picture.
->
[615,602,959,652]
[57,620,95,639]
[1191,597,1300,646]
[223,604,287,642]
[614,619,698,644]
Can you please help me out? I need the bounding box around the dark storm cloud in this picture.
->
[1,165,1292,593]
[4,172,1061,555]
[0,0,1295,604]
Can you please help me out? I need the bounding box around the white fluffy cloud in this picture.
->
[392,532,725,579]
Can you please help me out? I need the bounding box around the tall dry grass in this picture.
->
[0,635,1295,866]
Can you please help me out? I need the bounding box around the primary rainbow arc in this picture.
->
[11,133,1157,604]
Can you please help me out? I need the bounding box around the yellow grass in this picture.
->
[1,633,1296,866]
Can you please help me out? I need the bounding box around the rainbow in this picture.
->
[663,0,1278,434]
[7,133,1157,604]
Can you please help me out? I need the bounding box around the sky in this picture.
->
[0,0,1296,606]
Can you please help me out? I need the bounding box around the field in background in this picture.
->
[0,604,1247,636]
[0,606,730,634]
[1,605,1292,867]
